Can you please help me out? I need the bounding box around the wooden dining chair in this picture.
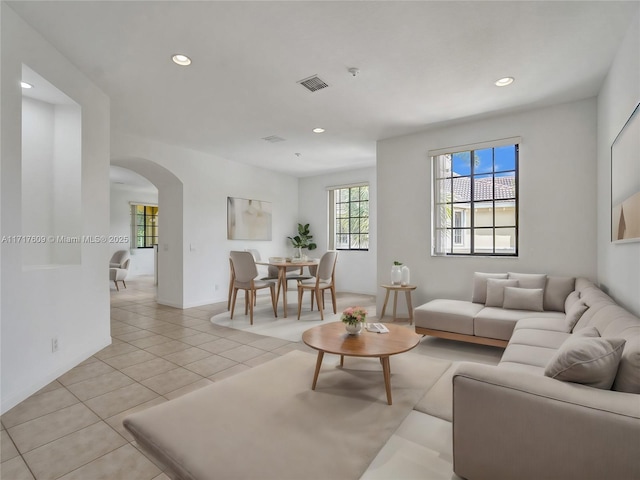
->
[229,251,277,325]
[296,251,338,320]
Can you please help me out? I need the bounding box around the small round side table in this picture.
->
[379,284,417,325]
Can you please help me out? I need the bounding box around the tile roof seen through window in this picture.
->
[445,175,516,202]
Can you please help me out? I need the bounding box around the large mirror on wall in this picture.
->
[611,102,640,243]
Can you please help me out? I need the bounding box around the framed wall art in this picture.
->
[611,102,640,243]
[227,197,272,240]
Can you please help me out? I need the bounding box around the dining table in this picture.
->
[256,258,319,318]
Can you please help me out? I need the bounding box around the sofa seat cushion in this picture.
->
[497,361,545,376]
[509,328,571,350]
[514,317,568,333]
[500,343,559,369]
[473,308,564,341]
[414,300,483,335]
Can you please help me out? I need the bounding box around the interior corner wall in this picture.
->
[377,98,598,311]
[298,167,377,295]
[109,185,158,276]
[597,12,640,316]
[111,132,300,309]
[1,4,111,413]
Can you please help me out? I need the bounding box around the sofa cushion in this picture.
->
[472,272,508,304]
[475,308,565,341]
[564,290,581,312]
[543,276,575,312]
[544,337,626,389]
[612,326,640,394]
[503,287,544,312]
[501,343,559,368]
[485,279,519,307]
[514,317,568,332]
[565,300,589,332]
[508,328,571,350]
[508,272,547,290]
[414,299,483,335]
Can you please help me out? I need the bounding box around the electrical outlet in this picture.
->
[51,337,59,353]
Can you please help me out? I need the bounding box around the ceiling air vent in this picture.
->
[262,135,286,143]
[297,75,329,93]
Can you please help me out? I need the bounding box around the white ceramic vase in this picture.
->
[391,265,402,285]
[401,265,410,286]
[345,322,363,335]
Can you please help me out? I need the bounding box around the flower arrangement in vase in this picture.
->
[341,306,368,335]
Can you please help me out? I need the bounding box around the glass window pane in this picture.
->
[434,155,452,179]
[474,148,493,174]
[350,188,359,201]
[495,172,516,199]
[350,218,360,233]
[474,201,494,227]
[495,201,516,227]
[495,227,516,254]
[359,234,369,249]
[339,189,349,202]
[473,228,494,254]
[451,176,470,202]
[360,202,369,217]
[474,174,493,201]
[495,145,516,172]
[350,202,360,218]
[452,151,471,176]
[359,187,369,201]
[452,230,470,254]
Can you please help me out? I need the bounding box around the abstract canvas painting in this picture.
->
[227,197,272,240]
[611,103,640,243]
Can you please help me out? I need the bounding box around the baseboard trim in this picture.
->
[415,327,508,348]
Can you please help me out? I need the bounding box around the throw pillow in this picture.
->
[503,287,544,311]
[544,337,626,389]
[472,272,508,304]
[508,272,547,290]
[564,290,581,312]
[564,300,589,332]
[485,279,519,307]
[544,276,576,312]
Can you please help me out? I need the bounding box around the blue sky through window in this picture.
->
[451,145,516,176]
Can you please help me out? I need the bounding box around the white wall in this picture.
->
[109,184,158,276]
[111,133,300,308]
[298,167,377,295]
[597,12,640,315]
[1,4,111,412]
[377,99,598,313]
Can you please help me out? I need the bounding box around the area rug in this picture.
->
[124,350,451,480]
[211,294,377,342]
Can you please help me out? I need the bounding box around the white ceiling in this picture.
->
[9,1,639,177]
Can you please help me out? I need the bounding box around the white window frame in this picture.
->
[328,183,369,251]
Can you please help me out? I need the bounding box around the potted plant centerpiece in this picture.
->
[288,223,317,260]
[341,306,368,335]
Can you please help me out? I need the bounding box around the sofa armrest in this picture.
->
[452,363,640,480]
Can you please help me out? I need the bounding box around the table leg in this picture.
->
[340,355,344,367]
[312,351,324,390]
[406,290,414,325]
[392,291,398,321]
[279,267,288,318]
[381,356,392,405]
[380,288,391,318]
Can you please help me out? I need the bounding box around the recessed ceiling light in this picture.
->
[172,54,192,66]
[495,77,514,87]
[21,81,33,89]
[313,128,325,133]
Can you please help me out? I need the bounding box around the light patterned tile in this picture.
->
[128,334,173,349]
[160,327,200,340]
[115,329,157,342]
[85,384,159,419]
[57,444,161,480]
[184,355,238,377]
[197,338,242,354]
[219,345,265,362]
[102,350,157,370]
[181,332,220,346]
[144,340,191,356]
[141,368,203,395]
[163,378,213,400]
[66,371,134,401]
[1,388,79,429]
[1,430,19,461]
[93,342,139,360]
[248,336,291,351]
[226,331,268,344]
[32,380,64,396]
[22,422,127,480]
[208,363,251,382]
[7,403,99,454]
[0,456,35,480]
[162,347,211,366]
[57,361,115,387]
[120,358,177,382]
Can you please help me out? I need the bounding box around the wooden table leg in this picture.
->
[406,290,414,325]
[380,288,391,318]
[312,351,324,390]
[279,267,288,318]
[340,355,344,367]
[392,291,398,321]
[381,356,392,405]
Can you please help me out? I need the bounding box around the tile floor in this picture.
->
[1,275,502,479]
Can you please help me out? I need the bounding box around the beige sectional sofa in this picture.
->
[451,278,640,480]
[415,272,575,347]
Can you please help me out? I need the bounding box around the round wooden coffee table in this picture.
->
[302,322,420,405]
